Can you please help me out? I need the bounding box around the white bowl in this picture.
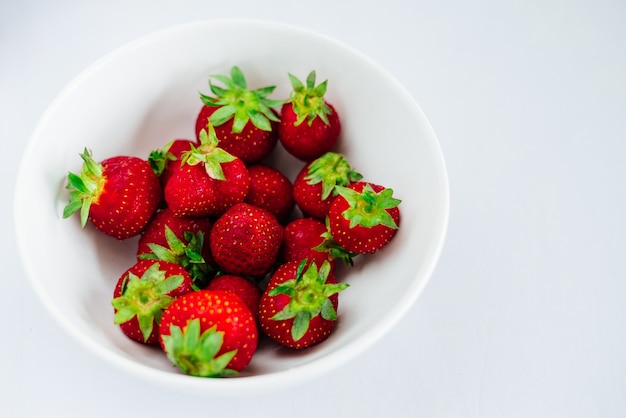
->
[14,19,449,395]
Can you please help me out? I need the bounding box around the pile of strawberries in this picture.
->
[63,66,402,377]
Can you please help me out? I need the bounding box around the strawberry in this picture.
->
[207,274,262,322]
[164,123,250,217]
[280,217,356,269]
[278,71,341,161]
[195,66,283,163]
[111,259,194,344]
[327,182,401,254]
[244,163,295,223]
[148,138,198,189]
[63,148,162,240]
[259,259,348,349]
[293,152,362,219]
[209,203,283,277]
[159,289,258,376]
[137,208,214,288]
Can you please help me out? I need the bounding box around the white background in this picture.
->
[3,1,625,417]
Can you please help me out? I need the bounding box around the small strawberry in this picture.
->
[159,289,258,377]
[293,152,362,219]
[207,274,262,322]
[209,203,283,277]
[244,163,295,223]
[148,138,198,189]
[327,182,401,254]
[259,259,348,349]
[111,260,194,345]
[164,123,250,217]
[63,148,162,240]
[278,71,341,161]
[137,208,214,288]
[195,66,283,163]
[280,217,355,269]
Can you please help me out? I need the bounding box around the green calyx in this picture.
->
[335,183,402,229]
[162,319,238,378]
[288,70,333,127]
[182,122,236,181]
[111,262,184,342]
[269,260,349,341]
[148,140,178,177]
[139,225,212,289]
[305,152,363,200]
[200,66,283,133]
[63,148,105,227]
[312,219,358,267]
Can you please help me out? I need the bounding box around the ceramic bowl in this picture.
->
[14,19,448,394]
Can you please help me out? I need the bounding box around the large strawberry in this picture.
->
[159,289,258,377]
[280,217,355,269]
[195,66,283,163]
[164,123,249,217]
[278,71,341,161]
[209,203,283,277]
[327,182,401,254]
[259,259,348,349]
[63,148,162,240]
[137,208,214,288]
[244,163,295,224]
[111,259,194,344]
[293,152,362,219]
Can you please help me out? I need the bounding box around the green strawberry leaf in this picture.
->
[162,320,238,378]
[269,260,348,342]
[335,184,401,229]
[200,66,284,133]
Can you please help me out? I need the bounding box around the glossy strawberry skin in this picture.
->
[158,289,258,373]
[207,275,262,322]
[278,102,340,162]
[112,259,195,345]
[244,164,295,224]
[258,260,341,349]
[163,158,249,218]
[292,163,335,220]
[195,105,279,164]
[280,217,334,269]
[87,156,162,240]
[209,203,283,277]
[327,182,401,254]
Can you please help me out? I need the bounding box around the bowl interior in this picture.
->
[15,20,448,394]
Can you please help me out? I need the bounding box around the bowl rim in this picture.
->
[14,18,450,394]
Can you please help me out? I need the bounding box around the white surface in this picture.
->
[13,19,448,394]
[3,0,625,417]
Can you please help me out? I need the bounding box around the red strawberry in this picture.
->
[244,163,295,223]
[164,124,250,217]
[111,259,194,344]
[280,217,355,269]
[195,66,283,163]
[293,152,362,219]
[327,182,401,254]
[278,71,341,161]
[159,289,258,376]
[259,259,348,349]
[137,208,214,288]
[209,203,283,277]
[148,138,198,189]
[63,148,162,240]
[207,274,261,322]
